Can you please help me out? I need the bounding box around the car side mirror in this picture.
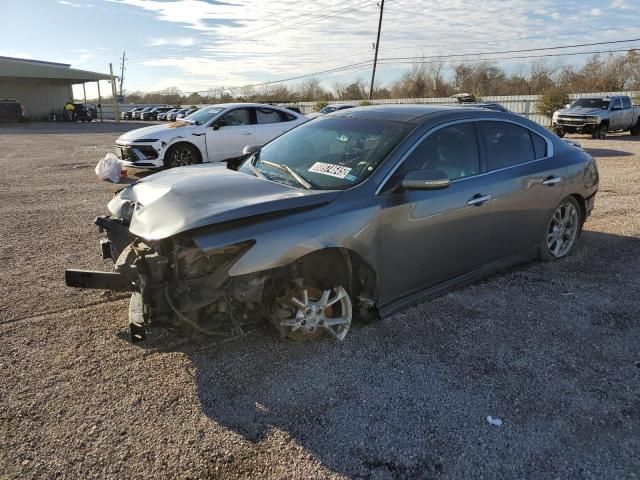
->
[400,170,450,191]
[242,144,261,156]
[212,120,227,130]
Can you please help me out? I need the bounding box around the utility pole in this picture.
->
[119,51,126,98]
[368,0,384,100]
[109,63,121,124]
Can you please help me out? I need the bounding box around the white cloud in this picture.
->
[58,0,83,7]
[0,50,34,59]
[610,0,633,9]
[148,37,195,47]
[107,0,634,93]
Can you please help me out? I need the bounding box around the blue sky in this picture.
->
[2,0,639,99]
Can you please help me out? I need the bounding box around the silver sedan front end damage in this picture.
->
[67,223,355,342]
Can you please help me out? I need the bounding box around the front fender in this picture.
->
[192,205,380,276]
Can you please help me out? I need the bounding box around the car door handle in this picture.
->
[241,132,252,135]
[467,194,492,206]
[542,176,562,186]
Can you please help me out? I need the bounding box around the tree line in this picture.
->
[122,50,640,107]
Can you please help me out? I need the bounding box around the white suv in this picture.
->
[114,103,308,169]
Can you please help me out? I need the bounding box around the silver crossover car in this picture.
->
[66,105,599,342]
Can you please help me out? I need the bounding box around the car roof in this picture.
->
[200,102,301,111]
[330,103,513,124]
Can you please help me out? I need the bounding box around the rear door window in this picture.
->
[479,121,536,170]
[622,97,632,109]
[256,108,284,124]
[531,132,547,159]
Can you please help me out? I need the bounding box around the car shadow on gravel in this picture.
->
[584,148,634,158]
[130,229,640,478]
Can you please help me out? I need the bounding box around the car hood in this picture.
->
[557,107,605,116]
[109,164,340,240]
[115,122,194,142]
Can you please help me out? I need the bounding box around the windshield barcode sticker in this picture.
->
[308,162,352,179]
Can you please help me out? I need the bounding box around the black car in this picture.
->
[72,103,93,122]
[0,99,25,122]
[122,107,146,120]
[141,107,173,121]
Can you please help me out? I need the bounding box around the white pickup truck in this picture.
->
[552,95,640,139]
[114,103,307,169]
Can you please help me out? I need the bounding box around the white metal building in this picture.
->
[0,56,112,119]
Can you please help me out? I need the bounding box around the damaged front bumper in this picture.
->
[65,216,269,343]
[114,142,165,169]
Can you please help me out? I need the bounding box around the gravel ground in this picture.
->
[1,123,639,479]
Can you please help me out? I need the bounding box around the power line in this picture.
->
[193,38,640,92]
[376,37,640,62]
[377,47,640,66]
[176,45,639,95]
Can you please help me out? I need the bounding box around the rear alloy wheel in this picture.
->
[277,284,352,341]
[591,123,607,140]
[540,197,581,261]
[165,143,201,168]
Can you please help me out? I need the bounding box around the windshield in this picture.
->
[239,116,413,190]
[571,98,611,109]
[184,107,222,125]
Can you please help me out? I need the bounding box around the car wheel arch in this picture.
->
[569,193,587,226]
[164,140,204,163]
[284,247,380,322]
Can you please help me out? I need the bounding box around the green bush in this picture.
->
[314,101,329,112]
[536,87,571,118]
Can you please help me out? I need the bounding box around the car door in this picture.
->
[205,107,256,162]
[254,107,297,144]
[377,121,493,303]
[619,97,633,130]
[477,120,566,263]
[609,98,624,130]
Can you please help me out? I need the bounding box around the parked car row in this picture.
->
[120,105,200,121]
[68,102,599,346]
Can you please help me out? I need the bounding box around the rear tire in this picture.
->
[539,196,583,261]
[630,122,640,136]
[554,127,565,138]
[164,143,202,168]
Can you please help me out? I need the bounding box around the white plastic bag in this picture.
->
[95,153,124,182]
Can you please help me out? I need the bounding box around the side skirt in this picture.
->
[377,248,538,317]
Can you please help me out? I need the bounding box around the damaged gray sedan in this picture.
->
[66,105,599,342]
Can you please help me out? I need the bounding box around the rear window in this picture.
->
[531,132,547,159]
[622,97,632,109]
[480,121,536,170]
